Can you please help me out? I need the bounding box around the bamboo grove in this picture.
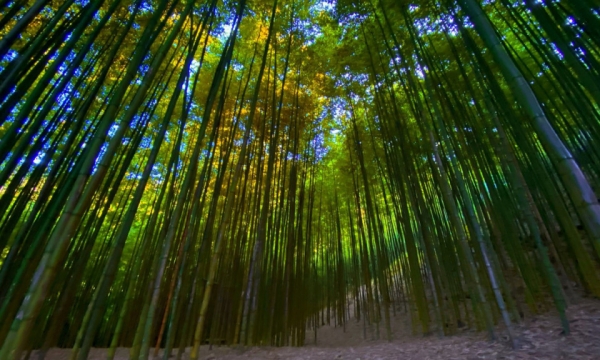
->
[1,0,600,358]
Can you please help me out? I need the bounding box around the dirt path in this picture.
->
[40,299,600,359]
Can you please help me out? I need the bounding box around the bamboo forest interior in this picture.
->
[1,0,600,359]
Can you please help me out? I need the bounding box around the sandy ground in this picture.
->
[38,298,600,359]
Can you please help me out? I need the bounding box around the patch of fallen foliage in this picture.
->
[38,299,600,360]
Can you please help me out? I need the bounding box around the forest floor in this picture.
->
[40,298,600,360]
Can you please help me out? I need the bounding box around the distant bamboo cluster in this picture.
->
[1,0,599,359]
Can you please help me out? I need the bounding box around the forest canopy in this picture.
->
[1,0,600,359]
